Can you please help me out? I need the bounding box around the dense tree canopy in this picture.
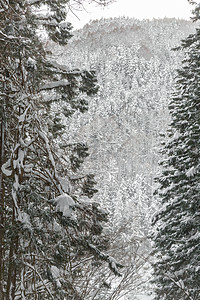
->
[1,0,199,299]
[0,1,122,299]
[54,16,196,299]
[152,5,200,300]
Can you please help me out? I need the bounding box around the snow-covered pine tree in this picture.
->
[152,3,200,299]
[0,1,121,299]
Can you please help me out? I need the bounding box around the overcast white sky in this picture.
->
[67,0,193,29]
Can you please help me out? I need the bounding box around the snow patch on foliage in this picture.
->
[40,80,69,90]
[59,177,71,193]
[18,104,30,123]
[24,163,34,173]
[173,130,180,139]
[27,57,37,70]
[51,266,61,288]
[39,130,55,168]
[186,166,196,177]
[1,159,12,176]
[53,220,62,232]
[13,149,25,173]
[18,212,32,230]
[51,193,75,217]
[134,295,154,300]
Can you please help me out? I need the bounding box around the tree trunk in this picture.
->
[5,211,18,300]
[5,103,24,300]
[0,102,6,299]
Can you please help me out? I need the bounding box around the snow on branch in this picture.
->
[0,30,17,40]
[0,30,28,42]
[49,61,72,72]
[18,106,30,122]
[0,0,8,12]
[17,212,32,231]
[38,131,65,193]
[25,0,40,4]
[88,243,124,276]
[38,130,56,168]
[40,80,69,90]
[45,61,81,76]
[1,159,12,177]
[49,193,75,217]
[186,166,197,178]
[25,263,54,299]
[51,266,62,288]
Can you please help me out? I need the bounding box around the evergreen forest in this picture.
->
[0,0,199,299]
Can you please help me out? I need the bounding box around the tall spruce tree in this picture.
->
[152,3,200,300]
[0,1,121,299]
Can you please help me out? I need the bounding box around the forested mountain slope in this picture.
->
[59,17,195,178]
[71,17,194,59]
[50,17,196,298]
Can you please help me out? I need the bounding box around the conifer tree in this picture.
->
[152,3,200,299]
[0,1,121,299]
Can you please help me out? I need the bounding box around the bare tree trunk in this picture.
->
[5,103,24,300]
[5,213,15,300]
[5,212,18,300]
[0,101,6,299]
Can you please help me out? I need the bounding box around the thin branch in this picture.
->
[25,263,54,299]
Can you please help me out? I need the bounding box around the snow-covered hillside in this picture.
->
[48,17,196,299]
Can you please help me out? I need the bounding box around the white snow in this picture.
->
[26,0,40,4]
[40,80,69,90]
[135,296,154,300]
[121,294,154,300]
[13,174,20,191]
[27,57,37,69]
[13,149,25,171]
[186,166,196,177]
[51,266,60,278]
[59,177,71,193]
[18,212,32,230]
[173,130,180,139]
[0,30,17,40]
[1,159,12,176]
[52,193,75,217]
[52,220,62,232]
[24,163,34,173]
[78,196,94,204]
[18,105,30,123]
[51,266,62,288]
[39,130,55,168]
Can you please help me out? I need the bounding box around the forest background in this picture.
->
[0,0,199,299]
